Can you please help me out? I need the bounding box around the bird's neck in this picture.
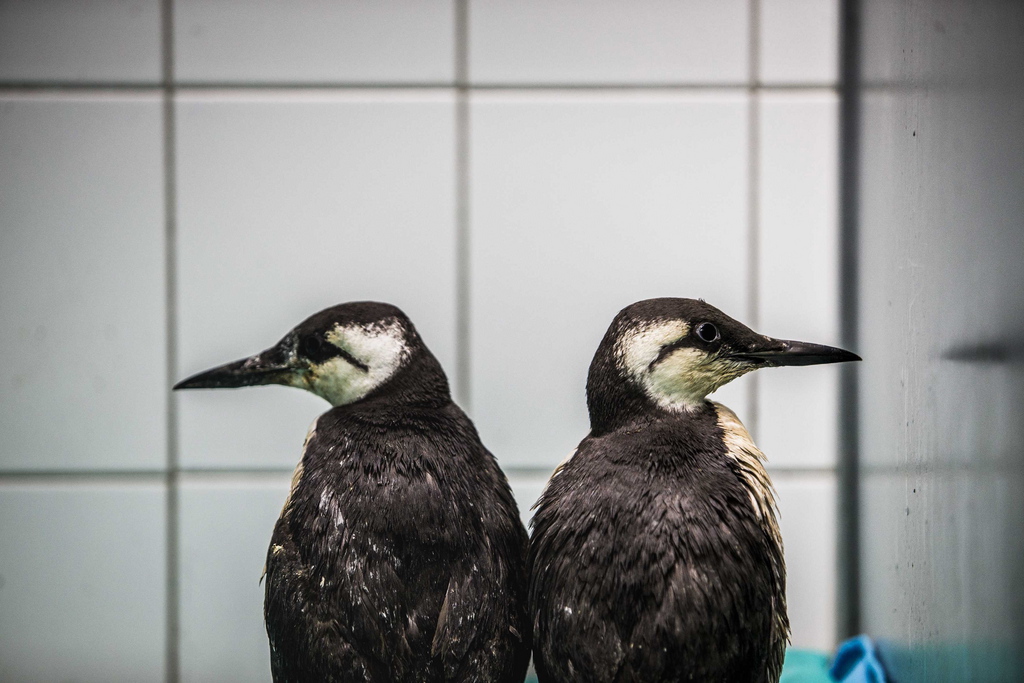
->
[339,354,452,412]
[589,395,716,437]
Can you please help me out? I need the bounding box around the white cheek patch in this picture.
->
[617,320,753,412]
[617,320,707,412]
[308,321,410,406]
[618,320,691,377]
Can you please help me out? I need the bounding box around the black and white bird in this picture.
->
[174,302,530,682]
[529,298,860,683]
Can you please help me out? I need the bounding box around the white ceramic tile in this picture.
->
[0,95,167,472]
[174,1,455,83]
[773,472,837,651]
[469,0,749,84]
[469,92,751,468]
[508,470,552,530]
[760,0,840,85]
[0,482,166,680]
[758,366,840,469]
[758,93,839,343]
[180,476,290,683]
[756,92,840,468]
[175,92,457,469]
[0,0,160,83]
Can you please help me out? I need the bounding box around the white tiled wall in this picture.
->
[0,94,167,472]
[756,92,841,468]
[0,0,161,83]
[775,473,839,651]
[0,2,841,679]
[469,91,752,465]
[178,476,289,682]
[759,0,840,85]
[468,1,749,84]
[175,91,458,470]
[0,482,167,682]
[174,1,456,84]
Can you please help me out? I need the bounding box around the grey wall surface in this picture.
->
[856,1,1024,680]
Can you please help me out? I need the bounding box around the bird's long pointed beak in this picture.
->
[173,343,297,390]
[730,338,862,367]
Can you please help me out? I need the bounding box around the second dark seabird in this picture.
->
[174,302,530,682]
[529,298,861,683]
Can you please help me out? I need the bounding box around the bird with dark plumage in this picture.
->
[529,298,860,683]
[174,302,530,683]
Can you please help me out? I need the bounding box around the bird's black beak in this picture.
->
[729,337,862,367]
[173,339,298,390]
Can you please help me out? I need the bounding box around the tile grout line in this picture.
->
[454,0,472,408]
[0,469,294,481]
[0,82,841,94]
[0,464,842,483]
[499,465,839,478]
[161,0,180,680]
[746,0,762,440]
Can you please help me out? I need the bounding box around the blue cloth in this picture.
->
[829,635,889,683]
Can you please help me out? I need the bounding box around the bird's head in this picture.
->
[173,301,448,407]
[587,298,861,431]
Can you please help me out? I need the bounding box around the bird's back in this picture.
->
[265,401,530,682]
[529,405,787,683]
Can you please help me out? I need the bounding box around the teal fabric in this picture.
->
[781,648,833,682]
[522,649,832,683]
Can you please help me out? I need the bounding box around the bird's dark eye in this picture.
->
[299,334,339,364]
[695,322,720,343]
